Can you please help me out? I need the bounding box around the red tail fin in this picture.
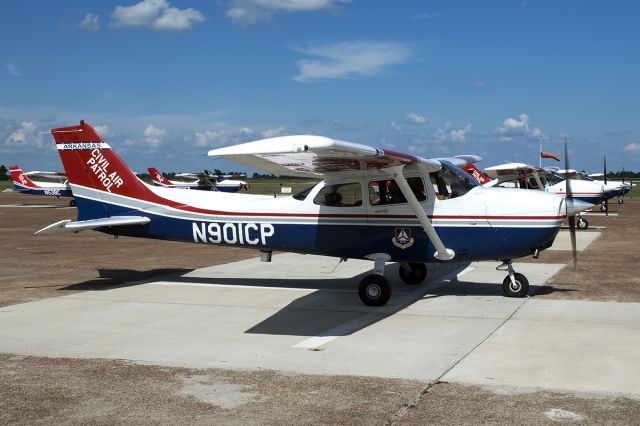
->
[9,166,39,188]
[51,121,150,198]
[462,163,491,184]
[147,167,174,186]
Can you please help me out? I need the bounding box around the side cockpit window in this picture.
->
[368,177,426,205]
[313,182,363,207]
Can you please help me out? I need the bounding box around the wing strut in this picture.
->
[386,166,455,261]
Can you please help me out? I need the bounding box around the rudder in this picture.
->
[51,120,153,219]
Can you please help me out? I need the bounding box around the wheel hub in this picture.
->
[510,280,522,292]
[366,284,381,299]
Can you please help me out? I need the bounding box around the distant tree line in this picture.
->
[0,165,9,181]
[607,171,640,179]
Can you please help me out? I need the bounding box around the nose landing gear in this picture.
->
[497,260,529,298]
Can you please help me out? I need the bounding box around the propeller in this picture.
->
[564,139,578,268]
[603,156,608,218]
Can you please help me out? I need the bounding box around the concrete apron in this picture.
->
[1,230,639,399]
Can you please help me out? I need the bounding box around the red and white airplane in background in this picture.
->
[37,121,590,306]
[9,166,76,206]
[148,167,249,192]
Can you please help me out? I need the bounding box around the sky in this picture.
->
[1,0,639,175]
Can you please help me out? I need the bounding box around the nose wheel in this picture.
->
[577,216,589,230]
[497,260,529,298]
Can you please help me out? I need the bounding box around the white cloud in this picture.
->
[434,123,472,144]
[94,125,109,137]
[6,63,21,77]
[495,113,543,141]
[143,124,166,146]
[261,127,287,138]
[293,41,412,82]
[111,0,204,32]
[195,130,225,147]
[624,143,640,153]
[467,82,484,89]
[390,121,402,132]
[79,13,100,31]
[226,0,349,26]
[406,112,427,124]
[412,12,436,20]
[5,121,43,147]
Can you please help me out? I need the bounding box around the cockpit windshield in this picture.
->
[545,172,566,185]
[429,161,480,199]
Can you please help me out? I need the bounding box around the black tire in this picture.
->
[358,275,391,306]
[399,262,427,285]
[600,204,608,212]
[618,198,624,204]
[577,217,589,230]
[69,199,76,207]
[502,273,529,298]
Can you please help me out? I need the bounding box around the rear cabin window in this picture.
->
[313,182,363,207]
[368,177,426,205]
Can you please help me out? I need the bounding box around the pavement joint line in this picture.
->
[385,295,532,426]
[291,265,471,350]
[149,281,327,292]
[292,313,384,349]
[148,281,420,295]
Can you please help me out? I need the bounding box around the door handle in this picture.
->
[374,208,388,213]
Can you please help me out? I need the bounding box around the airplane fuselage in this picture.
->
[73,175,564,263]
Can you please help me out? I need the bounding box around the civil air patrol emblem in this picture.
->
[392,227,414,249]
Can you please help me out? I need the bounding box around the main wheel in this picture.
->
[69,199,76,207]
[399,262,427,285]
[600,204,608,212]
[577,217,589,230]
[618,198,624,204]
[502,273,529,298]
[358,275,391,306]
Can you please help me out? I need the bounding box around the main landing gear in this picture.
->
[497,260,529,298]
[69,199,76,207]
[358,255,429,306]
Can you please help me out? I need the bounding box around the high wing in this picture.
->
[209,135,455,260]
[23,171,67,180]
[484,163,544,180]
[207,135,441,177]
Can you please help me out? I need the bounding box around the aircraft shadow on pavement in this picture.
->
[243,262,474,337]
[55,263,576,338]
[58,268,193,291]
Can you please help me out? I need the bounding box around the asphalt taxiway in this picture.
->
[1,192,639,424]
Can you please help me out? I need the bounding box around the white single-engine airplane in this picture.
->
[37,121,589,306]
[148,167,250,192]
[9,165,76,206]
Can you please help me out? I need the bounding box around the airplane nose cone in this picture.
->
[565,199,594,216]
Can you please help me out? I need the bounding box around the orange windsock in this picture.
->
[540,151,560,161]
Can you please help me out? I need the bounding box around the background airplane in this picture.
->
[39,121,589,306]
[9,165,76,206]
[148,167,249,192]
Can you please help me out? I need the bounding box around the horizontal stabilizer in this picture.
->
[35,216,150,235]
